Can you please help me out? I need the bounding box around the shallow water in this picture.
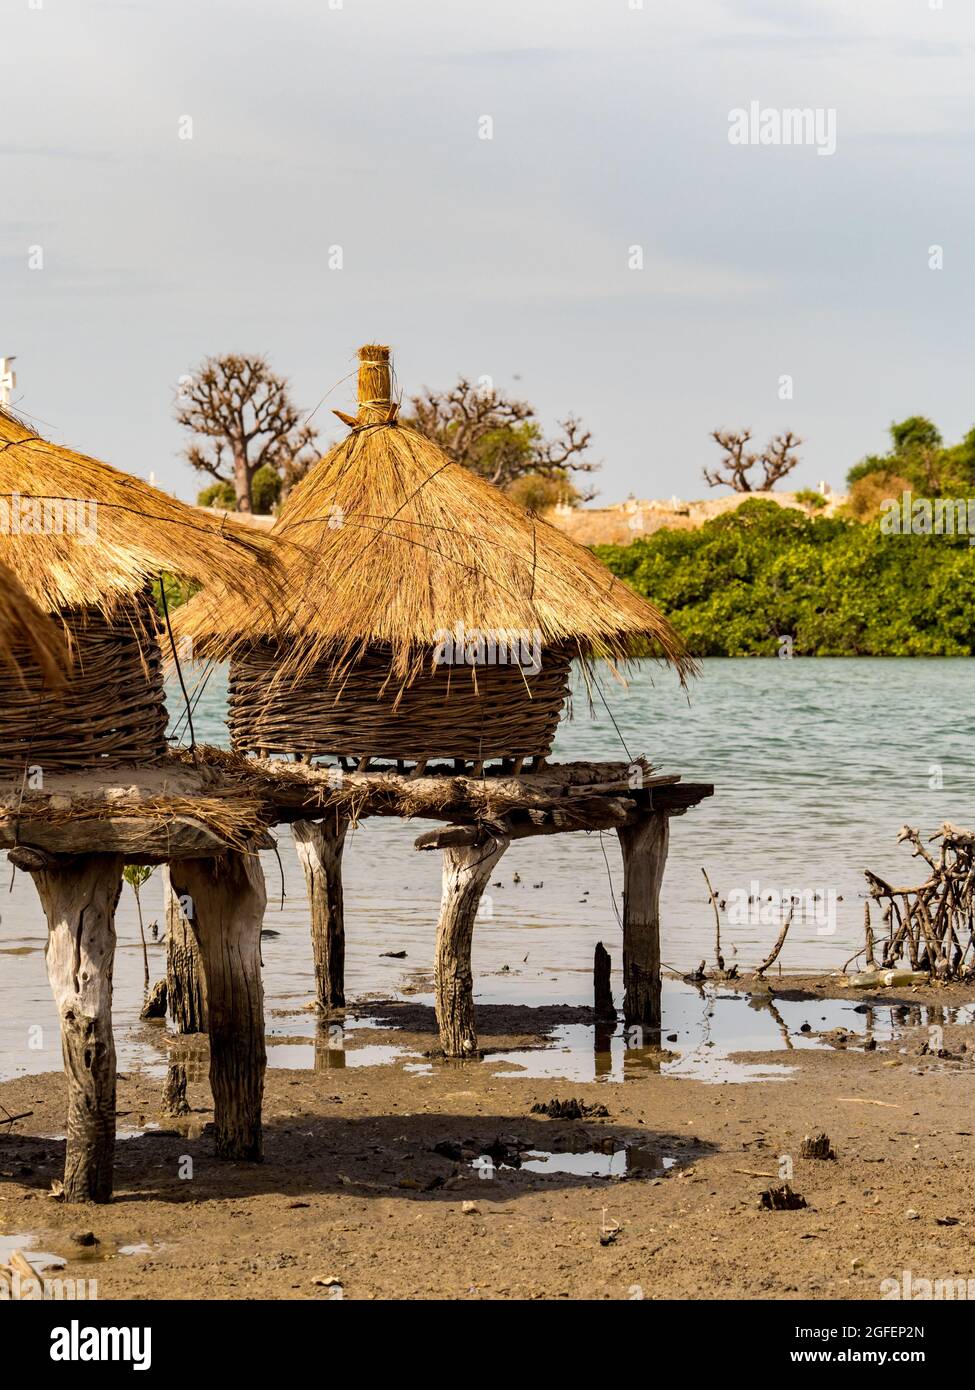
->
[2,657,973,1081]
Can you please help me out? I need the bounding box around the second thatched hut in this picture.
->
[177,344,689,771]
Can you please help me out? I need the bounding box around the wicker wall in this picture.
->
[0,596,168,773]
[228,643,572,762]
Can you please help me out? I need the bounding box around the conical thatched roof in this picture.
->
[176,345,691,682]
[0,560,66,685]
[0,407,285,619]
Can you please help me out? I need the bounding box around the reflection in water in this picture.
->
[467,1133,679,1179]
[265,1016,421,1071]
[486,981,975,1085]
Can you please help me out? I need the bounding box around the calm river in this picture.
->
[1,657,970,1079]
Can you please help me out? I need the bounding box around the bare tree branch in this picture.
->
[704,428,802,493]
[405,379,598,500]
[174,353,318,512]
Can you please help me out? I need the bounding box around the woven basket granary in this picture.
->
[0,592,167,772]
[176,344,691,767]
[228,640,573,762]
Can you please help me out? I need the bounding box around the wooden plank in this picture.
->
[0,817,273,862]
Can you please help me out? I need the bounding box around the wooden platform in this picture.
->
[0,749,714,1203]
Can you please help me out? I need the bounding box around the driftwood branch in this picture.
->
[754,907,794,977]
[863,823,975,979]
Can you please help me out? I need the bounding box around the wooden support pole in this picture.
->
[162,865,208,1034]
[434,834,508,1057]
[293,816,348,1011]
[30,853,124,1203]
[168,850,267,1161]
[161,866,208,1118]
[617,813,669,1038]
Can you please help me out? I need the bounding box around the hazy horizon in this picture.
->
[3,0,974,505]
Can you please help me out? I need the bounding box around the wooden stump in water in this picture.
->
[163,865,208,1034]
[30,853,124,1203]
[168,850,267,1161]
[293,816,348,1012]
[617,813,670,1038]
[435,835,508,1057]
[593,941,616,1019]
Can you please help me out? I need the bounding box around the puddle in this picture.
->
[0,1232,168,1268]
[482,1148,676,1178]
[486,980,975,1085]
[463,1136,677,1179]
[0,1234,66,1271]
[264,1014,422,1071]
[266,1041,419,1070]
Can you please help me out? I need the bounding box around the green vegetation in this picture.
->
[847,415,975,517]
[155,571,199,613]
[793,488,826,512]
[596,499,975,656]
[197,463,281,515]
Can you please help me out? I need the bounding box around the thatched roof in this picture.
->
[0,407,285,619]
[175,345,691,682]
[0,559,66,685]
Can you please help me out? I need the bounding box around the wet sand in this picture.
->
[3,981,975,1301]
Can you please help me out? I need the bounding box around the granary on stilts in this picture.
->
[176,345,712,1056]
[0,406,285,1200]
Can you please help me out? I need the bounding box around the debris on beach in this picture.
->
[861,824,975,980]
[530,1098,610,1120]
[759,1183,808,1211]
[799,1132,836,1161]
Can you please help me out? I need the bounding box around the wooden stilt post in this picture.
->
[434,834,507,1057]
[617,812,669,1041]
[30,853,124,1203]
[168,850,267,1160]
[161,864,208,1115]
[293,816,348,1012]
[162,864,208,1034]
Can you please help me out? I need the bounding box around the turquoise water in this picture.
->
[1,657,971,1079]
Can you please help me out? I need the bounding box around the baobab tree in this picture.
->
[406,378,598,499]
[175,354,319,513]
[704,429,803,492]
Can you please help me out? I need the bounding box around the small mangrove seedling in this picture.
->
[124,863,155,997]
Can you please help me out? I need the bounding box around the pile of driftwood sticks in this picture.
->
[864,823,975,979]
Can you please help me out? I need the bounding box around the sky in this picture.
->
[2,0,974,504]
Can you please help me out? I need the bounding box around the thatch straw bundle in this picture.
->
[177,345,690,683]
[0,406,287,772]
[0,560,66,686]
[0,406,283,621]
[176,344,690,763]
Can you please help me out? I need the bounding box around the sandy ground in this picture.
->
[2,982,975,1301]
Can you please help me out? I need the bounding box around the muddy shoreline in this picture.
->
[3,976,975,1301]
